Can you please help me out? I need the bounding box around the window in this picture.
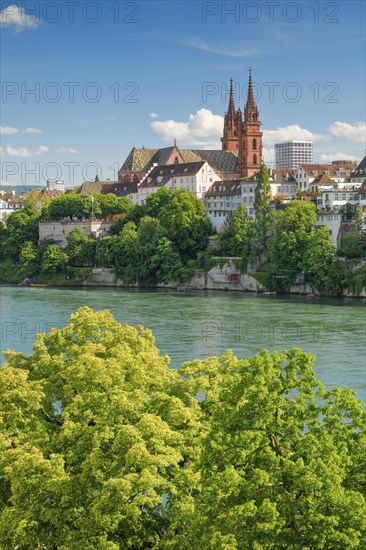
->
[253,154,257,165]
[253,138,257,150]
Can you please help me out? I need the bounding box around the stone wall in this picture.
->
[39,220,113,247]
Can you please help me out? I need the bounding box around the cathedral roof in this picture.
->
[119,146,239,174]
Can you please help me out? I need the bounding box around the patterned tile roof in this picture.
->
[119,146,239,175]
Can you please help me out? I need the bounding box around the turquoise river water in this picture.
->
[0,285,365,404]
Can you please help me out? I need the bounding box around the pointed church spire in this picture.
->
[244,68,259,123]
[228,77,236,115]
[246,68,255,110]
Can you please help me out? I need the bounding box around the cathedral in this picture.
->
[221,69,263,178]
[118,70,262,183]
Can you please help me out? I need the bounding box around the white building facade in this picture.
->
[138,161,219,206]
[275,141,313,169]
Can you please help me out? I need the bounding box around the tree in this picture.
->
[253,164,274,254]
[19,241,39,277]
[217,205,254,267]
[302,225,336,293]
[267,201,318,291]
[3,211,39,261]
[168,348,366,549]
[66,227,96,267]
[23,189,50,216]
[41,244,69,272]
[158,190,211,259]
[0,307,199,549]
[145,187,172,218]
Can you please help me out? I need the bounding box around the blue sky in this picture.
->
[1,0,365,185]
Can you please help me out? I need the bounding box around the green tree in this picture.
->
[0,307,199,549]
[169,348,366,549]
[19,241,39,277]
[23,189,50,216]
[253,164,273,254]
[41,244,69,272]
[267,201,318,291]
[3,211,39,261]
[66,227,96,267]
[145,187,172,218]
[158,189,211,259]
[217,205,254,267]
[302,225,336,293]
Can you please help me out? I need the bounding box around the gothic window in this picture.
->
[174,156,179,164]
[253,138,257,150]
[253,154,257,165]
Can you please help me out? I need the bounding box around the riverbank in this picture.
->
[2,264,363,298]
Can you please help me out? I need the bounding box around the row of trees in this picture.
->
[215,165,365,295]
[1,307,365,548]
[1,176,365,293]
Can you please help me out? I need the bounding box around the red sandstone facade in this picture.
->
[221,70,263,178]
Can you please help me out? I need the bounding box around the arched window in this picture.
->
[174,156,179,164]
[253,138,257,150]
[253,154,257,165]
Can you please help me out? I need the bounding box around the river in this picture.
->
[0,285,365,404]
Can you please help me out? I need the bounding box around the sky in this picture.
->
[1,0,365,186]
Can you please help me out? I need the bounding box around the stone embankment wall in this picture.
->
[83,264,366,297]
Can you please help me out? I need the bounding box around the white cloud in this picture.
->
[151,108,223,148]
[23,127,42,134]
[0,4,39,31]
[103,115,116,122]
[320,152,359,162]
[263,125,328,145]
[57,147,78,154]
[1,145,49,157]
[329,121,365,143]
[263,147,275,164]
[0,126,19,135]
[149,112,159,118]
[183,37,259,58]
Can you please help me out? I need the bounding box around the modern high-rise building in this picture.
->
[274,140,313,168]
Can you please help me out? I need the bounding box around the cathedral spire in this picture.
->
[247,68,255,109]
[244,68,259,123]
[221,78,239,152]
[228,77,236,115]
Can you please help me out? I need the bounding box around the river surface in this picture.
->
[1,285,365,404]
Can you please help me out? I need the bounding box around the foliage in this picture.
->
[0,307,199,549]
[267,201,318,291]
[1,309,365,548]
[158,190,211,259]
[338,234,366,260]
[41,244,69,273]
[2,210,39,262]
[253,164,274,253]
[23,189,50,216]
[109,204,146,235]
[216,205,254,269]
[43,193,129,222]
[145,187,171,218]
[19,241,40,277]
[66,227,96,267]
[170,348,366,549]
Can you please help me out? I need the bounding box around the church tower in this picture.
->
[221,78,239,152]
[238,69,263,177]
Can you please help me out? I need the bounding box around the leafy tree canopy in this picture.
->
[1,309,365,548]
[0,307,199,549]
